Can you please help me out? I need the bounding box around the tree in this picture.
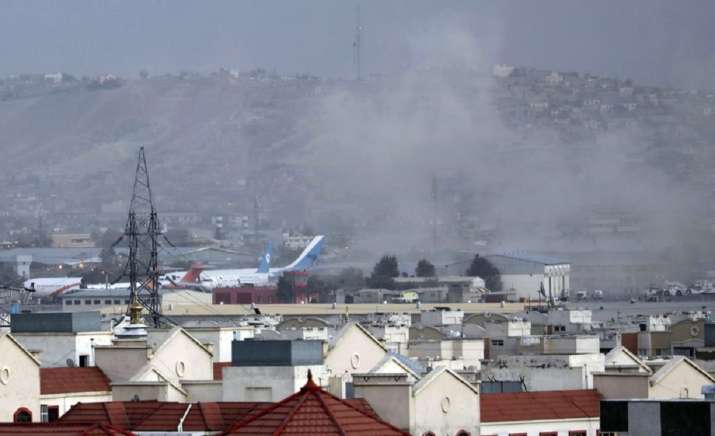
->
[466,254,502,292]
[368,255,399,290]
[372,255,399,278]
[276,275,294,303]
[415,259,436,277]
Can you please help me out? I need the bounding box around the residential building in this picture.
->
[222,339,326,402]
[0,332,41,422]
[94,327,214,402]
[39,367,112,421]
[352,368,480,436]
[323,322,389,394]
[595,356,715,400]
[11,312,113,368]
[481,389,601,436]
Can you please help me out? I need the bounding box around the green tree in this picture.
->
[466,254,502,292]
[415,259,436,277]
[368,255,399,289]
[277,275,294,303]
[372,255,399,277]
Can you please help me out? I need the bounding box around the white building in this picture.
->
[485,254,571,301]
[353,368,480,436]
[421,308,464,327]
[222,339,326,402]
[10,312,113,368]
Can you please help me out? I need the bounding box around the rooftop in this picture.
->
[59,397,383,433]
[0,423,132,435]
[481,389,601,423]
[41,367,112,395]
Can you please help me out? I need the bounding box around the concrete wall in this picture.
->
[594,374,650,399]
[95,346,150,381]
[413,371,479,436]
[543,335,600,355]
[500,273,545,300]
[150,331,213,383]
[222,365,325,402]
[352,380,413,431]
[0,334,40,422]
[13,332,113,367]
[184,328,238,362]
[112,383,172,402]
[40,392,112,419]
[325,325,386,377]
[650,361,713,399]
[421,310,464,327]
[480,417,600,436]
[182,381,222,402]
[625,402,662,436]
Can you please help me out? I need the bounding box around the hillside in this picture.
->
[1,68,715,254]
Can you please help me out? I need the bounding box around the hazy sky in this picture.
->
[1,0,714,88]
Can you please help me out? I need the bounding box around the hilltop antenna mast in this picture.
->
[122,147,162,328]
[353,5,362,80]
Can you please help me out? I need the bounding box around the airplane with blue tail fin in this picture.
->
[160,236,324,288]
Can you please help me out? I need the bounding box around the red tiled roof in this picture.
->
[41,367,111,395]
[224,374,410,435]
[0,423,134,435]
[213,362,231,380]
[480,389,601,423]
[60,401,271,432]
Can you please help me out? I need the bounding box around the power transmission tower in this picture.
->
[117,147,163,327]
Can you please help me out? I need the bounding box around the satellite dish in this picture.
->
[66,358,76,367]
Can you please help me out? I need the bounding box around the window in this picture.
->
[422,433,436,436]
[84,300,92,305]
[113,300,121,304]
[125,299,130,304]
[79,355,89,367]
[455,431,470,436]
[491,339,504,346]
[509,433,527,436]
[65,300,73,305]
[569,432,587,436]
[40,405,48,423]
[47,406,59,422]
[539,433,557,436]
[104,299,112,304]
[93,300,100,305]
[74,300,81,305]
[13,407,32,423]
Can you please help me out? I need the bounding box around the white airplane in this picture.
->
[161,235,325,289]
[22,277,82,298]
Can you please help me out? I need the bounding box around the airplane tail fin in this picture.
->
[256,241,272,273]
[285,236,325,271]
[180,262,204,284]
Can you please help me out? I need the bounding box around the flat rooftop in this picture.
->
[101,302,528,317]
